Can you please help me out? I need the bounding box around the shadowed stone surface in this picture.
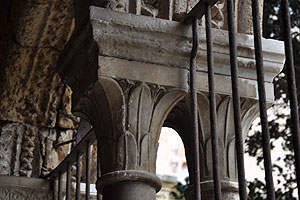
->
[0,0,75,128]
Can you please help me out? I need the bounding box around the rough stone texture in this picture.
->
[82,142,98,183]
[173,0,198,21]
[19,124,40,177]
[0,0,75,128]
[39,128,58,176]
[0,123,24,176]
[0,122,41,177]
[0,121,75,178]
[56,130,74,161]
[58,86,79,129]
[238,0,264,34]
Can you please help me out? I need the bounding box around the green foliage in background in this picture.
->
[246,0,300,199]
[170,177,189,199]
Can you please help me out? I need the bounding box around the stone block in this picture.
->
[0,47,63,127]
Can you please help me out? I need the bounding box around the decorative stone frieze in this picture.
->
[0,175,52,200]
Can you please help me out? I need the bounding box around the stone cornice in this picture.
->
[90,6,285,102]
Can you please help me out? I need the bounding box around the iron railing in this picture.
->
[47,125,100,200]
[185,0,300,199]
[48,0,300,199]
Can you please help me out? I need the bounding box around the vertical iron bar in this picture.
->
[281,0,300,198]
[205,3,222,200]
[86,141,91,200]
[76,152,81,200]
[52,178,57,200]
[66,163,72,200]
[58,172,63,200]
[190,17,201,200]
[226,0,247,199]
[251,0,275,199]
[97,144,102,200]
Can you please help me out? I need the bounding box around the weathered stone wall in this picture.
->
[0,121,76,177]
[0,0,74,128]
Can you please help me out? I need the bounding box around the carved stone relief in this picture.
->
[0,123,24,176]
[0,121,75,178]
[93,0,129,12]
[211,0,225,29]
[93,0,263,34]
[0,186,52,200]
[73,78,185,175]
[140,0,158,17]
[165,93,260,183]
[19,125,39,177]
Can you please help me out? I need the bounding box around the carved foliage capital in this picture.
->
[165,92,259,183]
[74,78,185,174]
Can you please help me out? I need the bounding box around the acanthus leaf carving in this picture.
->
[117,131,138,170]
[75,78,185,174]
[128,82,153,149]
[140,133,150,169]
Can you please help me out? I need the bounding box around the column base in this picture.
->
[97,170,162,200]
[185,180,239,200]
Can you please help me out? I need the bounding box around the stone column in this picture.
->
[166,93,260,200]
[73,79,185,200]
[97,170,161,200]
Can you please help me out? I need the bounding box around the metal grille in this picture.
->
[47,128,100,200]
[185,0,300,199]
